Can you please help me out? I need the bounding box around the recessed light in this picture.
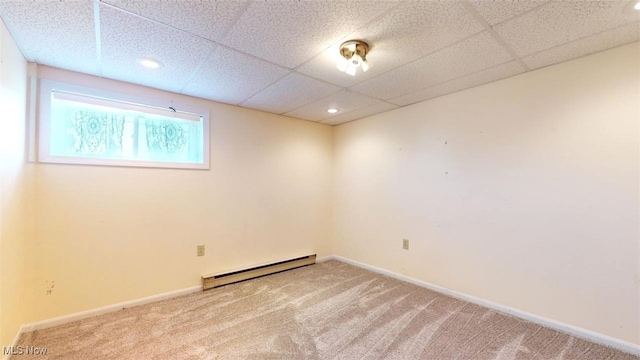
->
[327,108,338,114]
[623,0,640,13]
[138,58,162,69]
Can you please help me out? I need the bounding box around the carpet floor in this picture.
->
[13,260,639,359]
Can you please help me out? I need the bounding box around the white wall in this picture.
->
[0,18,31,347]
[333,42,640,345]
[28,66,333,321]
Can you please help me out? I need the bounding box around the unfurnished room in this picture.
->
[0,0,639,359]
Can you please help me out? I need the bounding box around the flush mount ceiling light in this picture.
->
[327,108,338,114]
[337,40,370,76]
[138,58,162,69]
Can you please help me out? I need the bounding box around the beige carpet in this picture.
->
[13,260,639,359]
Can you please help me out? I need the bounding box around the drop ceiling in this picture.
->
[1,0,638,125]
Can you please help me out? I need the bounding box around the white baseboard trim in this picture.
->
[8,257,638,357]
[2,324,30,360]
[11,257,332,349]
[20,285,202,333]
[332,255,640,357]
[315,255,337,263]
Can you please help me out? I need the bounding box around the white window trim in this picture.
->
[38,79,210,170]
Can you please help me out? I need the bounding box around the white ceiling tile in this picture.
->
[494,1,640,57]
[2,0,635,123]
[468,0,550,26]
[284,90,380,122]
[241,73,340,114]
[100,5,215,94]
[390,61,526,107]
[181,47,289,105]
[523,23,640,70]
[101,0,248,42]
[320,101,399,126]
[351,31,513,100]
[0,0,98,75]
[297,0,485,88]
[219,0,399,69]
[349,0,484,57]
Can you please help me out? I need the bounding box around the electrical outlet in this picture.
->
[197,245,205,257]
[403,239,409,250]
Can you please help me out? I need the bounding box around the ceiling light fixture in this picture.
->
[327,108,338,114]
[138,58,162,69]
[337,40,370,76]
[635,1,640,9]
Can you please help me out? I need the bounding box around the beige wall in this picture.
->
[30,67,333,321]
[333,43,640,344]
[0,19,31,347]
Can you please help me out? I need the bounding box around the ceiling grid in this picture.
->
[0,0,637,125]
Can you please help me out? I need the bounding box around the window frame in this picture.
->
[38,79,210,170]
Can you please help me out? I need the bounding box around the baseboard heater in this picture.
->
[202,254,316,290]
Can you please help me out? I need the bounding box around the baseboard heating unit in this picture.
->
[202,254,317,290]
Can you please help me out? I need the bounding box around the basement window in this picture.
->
[38,80,209,169]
